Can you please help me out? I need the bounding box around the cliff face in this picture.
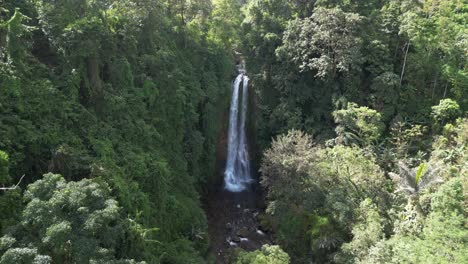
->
[214,102,230,189]
[247,75,261,180]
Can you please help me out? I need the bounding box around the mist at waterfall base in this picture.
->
[224,71,253,192]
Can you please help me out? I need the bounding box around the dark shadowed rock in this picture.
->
[237,227,249,237]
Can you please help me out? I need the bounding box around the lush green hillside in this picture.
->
[239,0,467,263]
[0,1,236,263]
[1,0,466,263]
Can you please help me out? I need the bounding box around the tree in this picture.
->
[277,7,363,79]
[260,130,316,211]
[166,0,212,26]
[0,246,52,264]
[236,245,290,264]
[389,162,443,214]
[0,8,33,64]
[261,130,389,262]
[361,178,467,264]
[207,0,243,49]
[333,103,384,147]
[315,145,388,226]
[0,150,22,237]
[431,99,461,127]
[242,0,293,66]
[260,130,319,262]
[336,199,384,264]
[0,173,143,263]
[429,118,467,179]
[369,72,400,121]
[0,151,9,185]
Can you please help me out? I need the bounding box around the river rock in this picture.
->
[256,229,266,236]
[232,236,241,243]
[237,227,249,238]
[258,225,268,233]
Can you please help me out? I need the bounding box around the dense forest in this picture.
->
[0,0,466,263]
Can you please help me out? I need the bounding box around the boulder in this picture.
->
[237,227,249,238]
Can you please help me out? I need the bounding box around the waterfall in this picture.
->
[224,67,252,192]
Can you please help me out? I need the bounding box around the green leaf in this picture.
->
[415,163,427,185]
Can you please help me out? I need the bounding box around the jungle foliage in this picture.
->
[0,0,238,263]
[242,0,467,263]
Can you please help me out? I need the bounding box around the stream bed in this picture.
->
[204,186,272,263]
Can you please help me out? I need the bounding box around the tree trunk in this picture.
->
[87,55,102,98]
[431,75,437,99]
[400,42,410,86]
[443,82,448,98]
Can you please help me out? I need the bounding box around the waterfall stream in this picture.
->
[205,65,272,263]
[224,67,252,192]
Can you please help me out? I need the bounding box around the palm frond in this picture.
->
[391,162,443,198]
[418,164,443,191]
[415,163,426,185]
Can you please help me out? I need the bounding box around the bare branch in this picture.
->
[0,174,26,191]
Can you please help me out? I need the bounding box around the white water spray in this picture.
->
[224,65,252,192]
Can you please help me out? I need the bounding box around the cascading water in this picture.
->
[224,65,252,192]
[206,65,271,260]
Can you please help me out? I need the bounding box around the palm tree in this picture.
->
[389,161,443,213]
